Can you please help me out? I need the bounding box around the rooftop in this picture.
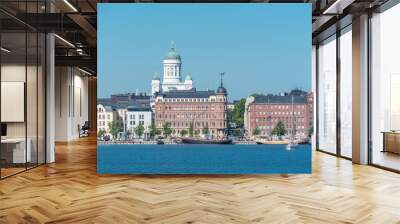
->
[127,107,152,112]
[113,101,150,109]
[103,105,114,112]
[252,94,308,104]
[98,98,111,106]
[159,88,216,99]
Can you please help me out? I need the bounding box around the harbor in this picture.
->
[97,143,312,174]
[98,138,310,145]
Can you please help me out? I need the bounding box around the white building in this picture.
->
[151,42,193,95]
[97,104,115,136]
[126,107,152,139]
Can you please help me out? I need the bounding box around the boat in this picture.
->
[174,138,183,144]
[156,140,164,145]
[180,137,232,144]
[286,141,298,150]
[297,138,310,145]
[255,139,288,145]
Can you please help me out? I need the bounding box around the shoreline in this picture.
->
[97,141,306,145]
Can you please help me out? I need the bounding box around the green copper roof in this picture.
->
[152,72,160,80]
[185,74,192,80]
[164,41,181,60]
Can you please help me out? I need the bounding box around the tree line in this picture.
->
[98,120,210,140]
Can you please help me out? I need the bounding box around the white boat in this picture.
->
[286,141,298,150]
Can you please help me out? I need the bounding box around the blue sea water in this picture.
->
[97,144,311,174]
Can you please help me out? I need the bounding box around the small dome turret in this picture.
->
[216,72,227,94]
[217,86,227,94]
[152,72,160,80]
[185,74,192,81]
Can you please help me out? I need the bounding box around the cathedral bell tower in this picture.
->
[163,41,182,85]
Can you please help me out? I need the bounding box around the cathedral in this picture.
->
[151,42,193,95]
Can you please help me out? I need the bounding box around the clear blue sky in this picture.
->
[98,3,311,100]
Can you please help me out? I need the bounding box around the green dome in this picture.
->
[152,73,160,80]
[185,74,192,80]
[164,41,181,60]
[165,49,181,60]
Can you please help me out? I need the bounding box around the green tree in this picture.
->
[108,121,120,140]
[97,129,106,139]
[252,127,261,136]
[135,124,145,139]
[232,128,242,137]
[250,93,264,97]
[189,121,194,137]
[126,128,132,139]
[232,99,246,128]
[163,122,172,138]
[149,123,156,138]
[272,121,286,137]
[308,127,314,138]
[180,129,188,137]
[202,124,209,135]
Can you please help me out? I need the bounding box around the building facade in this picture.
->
[245,90,313,138]
[115,107,127,137]
[151,42,193,95]
[126,108,152,139]
[97,104,115,135]
[154,82,228,138]
[110,93,151,108]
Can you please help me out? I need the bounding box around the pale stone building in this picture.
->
[126,107,152,139]
[97,104,115,136]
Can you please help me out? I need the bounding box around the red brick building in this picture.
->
[154,84,228,138]
[244,90,313,138]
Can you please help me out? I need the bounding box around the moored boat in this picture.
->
[297,138,310,144]
[255,139,288,145]
[286,141,298,150]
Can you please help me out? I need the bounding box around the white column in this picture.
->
[312,45,317,151]
[46,32,55,163]
[352,14,369,164]
[174,65,178,78]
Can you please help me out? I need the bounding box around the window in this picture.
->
[1,3,46,178]
[317,35,337,154]
[370,4,400,171]
[340,26,352,158]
